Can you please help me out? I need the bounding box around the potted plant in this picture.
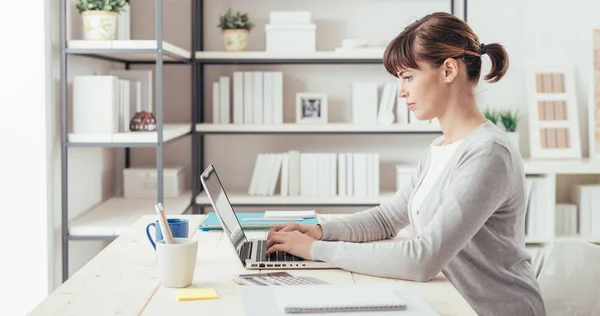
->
[218,9,254,51]
[483,107,500,126]
[500,109,520,150]
[76,0,127,40]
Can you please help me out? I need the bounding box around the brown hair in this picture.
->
[383,12,509,83]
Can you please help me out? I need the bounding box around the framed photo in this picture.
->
[296,93,328,124]
[590,29,600,160]
[526,67,582,159]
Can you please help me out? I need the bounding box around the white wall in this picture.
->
[0,1,52,315]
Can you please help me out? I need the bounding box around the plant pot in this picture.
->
[223,29,248,51]
[82,10,118,40]
[507,131,520,152]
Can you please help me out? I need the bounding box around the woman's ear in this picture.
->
[442,58,459,83]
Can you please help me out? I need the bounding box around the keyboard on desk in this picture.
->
[256,240,304,262]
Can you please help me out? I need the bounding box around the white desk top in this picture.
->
[29,214,476,316]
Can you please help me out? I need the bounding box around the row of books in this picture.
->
[353,82,439,126]
[571,184,600,237]
[72,70,153,140]
[248,151,380,197]
[212,71,284,125]
[525,176,553,240]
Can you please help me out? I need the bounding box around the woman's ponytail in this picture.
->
[482,43,509,83]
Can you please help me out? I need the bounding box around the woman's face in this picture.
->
[397,60,449,121]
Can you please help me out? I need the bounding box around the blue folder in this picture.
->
[199,212,323,231]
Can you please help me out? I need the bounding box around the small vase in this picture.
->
[507,131,520,152]
[223,29,249,51]
[82,10,118,40]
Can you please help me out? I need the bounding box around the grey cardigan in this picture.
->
[311,121,546,316]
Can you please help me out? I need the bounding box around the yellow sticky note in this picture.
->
[175,288,219,301]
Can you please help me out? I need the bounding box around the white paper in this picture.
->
[264,210,315,219]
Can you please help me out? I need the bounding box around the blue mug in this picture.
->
[146,218,189,250]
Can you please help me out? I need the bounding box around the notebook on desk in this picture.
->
[199,212,323,231]
[239,282,441,316]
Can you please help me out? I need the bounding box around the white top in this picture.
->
[410,140,463,232]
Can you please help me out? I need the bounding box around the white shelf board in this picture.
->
[68,124,191,144]
[196,192,395,206]
[67,40,191,61]
[522,158,600,174]
[69,192,192,237]
[195,123,442,133]
[194,50,383,61]
[555,235,600,244]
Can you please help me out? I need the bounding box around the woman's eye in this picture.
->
[403,76,412,82]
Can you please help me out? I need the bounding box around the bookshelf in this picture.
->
[58,0,196,282]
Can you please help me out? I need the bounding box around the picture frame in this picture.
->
[590,29,600,160]
[295,93,328,124]
[526,66,582,159]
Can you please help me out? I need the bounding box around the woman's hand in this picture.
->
[267,223,323,241]
[265,230,317,260]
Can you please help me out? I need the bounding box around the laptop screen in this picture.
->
[200,165,248,259]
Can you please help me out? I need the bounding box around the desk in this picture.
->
[29,214,476,316]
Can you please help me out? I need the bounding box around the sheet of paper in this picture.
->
[264,210,316,219]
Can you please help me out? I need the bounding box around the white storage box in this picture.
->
[269,11,312,25]
[265,24,316,53]
[123,167,186,198]
[396,165,416,191]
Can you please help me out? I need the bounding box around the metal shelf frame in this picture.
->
[59,0,196,282]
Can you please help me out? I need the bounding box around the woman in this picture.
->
[265,12,545,316]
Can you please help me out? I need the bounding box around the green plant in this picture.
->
[482,108,500,125]
[500,109,520,132]
[76,0,127,14]
[218,9,255,31]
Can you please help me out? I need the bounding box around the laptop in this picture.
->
[199,164,338,270]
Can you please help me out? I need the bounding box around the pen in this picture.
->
[155,203,174,244]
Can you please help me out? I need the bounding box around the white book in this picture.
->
[300,153,319,197]
[353,153,368,196]
[372,153,380,196]
[591,186,600,236]
[280,153,290,196]
[377,83,393,125]
[338,153,346,196]
[212,82,220,124]
[258,154,275,196]
[396,96,409,124]
[233,72,244,124]
[219,76,230,124]
[253,72,263,124]
[72,75,119,141]
[288,151,301,196]
[267,154,283,196]
[108,69,153,112]
[300,153,311,197]
[263,72,274,124]
[118,79,125,132]
[346,154,354,196]
[272,72,284,124]
[243,72,254,124]
[366,153,374,196]
[134,81,142,112]
[317,154,329,196]
[352,82,378,125]
[329,153,337,197]
[248,153,263,195]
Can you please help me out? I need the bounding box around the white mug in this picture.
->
[156,238,198,288]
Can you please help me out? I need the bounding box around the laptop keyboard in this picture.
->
[256,240,303,262]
